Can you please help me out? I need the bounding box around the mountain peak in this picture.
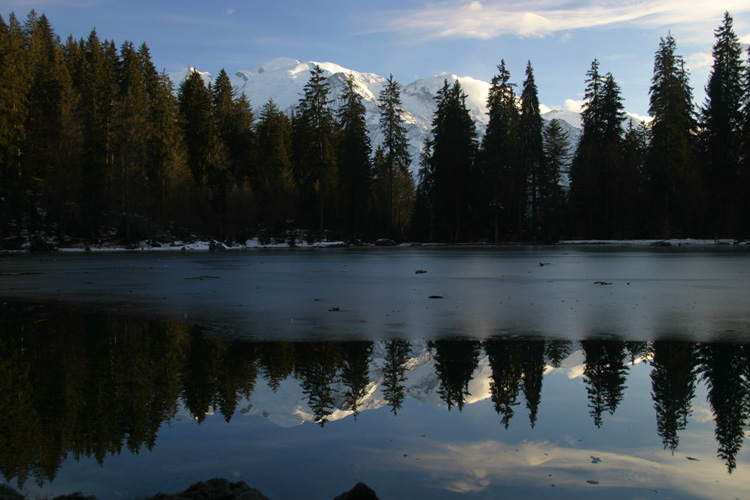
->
[257,57,300,74]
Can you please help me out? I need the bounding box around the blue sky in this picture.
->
[1,0,749,117]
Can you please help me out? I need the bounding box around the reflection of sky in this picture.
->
[17,349,749,500]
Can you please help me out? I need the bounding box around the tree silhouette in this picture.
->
[339,341,374,419]
[698,343,749,473]
[429,339,480,411]
[484,338,523,428]
[581,339,628,428]
[650,341,698,453]
[382,340,411,415]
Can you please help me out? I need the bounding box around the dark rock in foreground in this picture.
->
[150,478,269,500]
[333,482,380,500]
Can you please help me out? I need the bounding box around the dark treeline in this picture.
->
[2,302,750,487]
[1,11,750,246]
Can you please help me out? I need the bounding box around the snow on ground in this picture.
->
[559,238,746,246]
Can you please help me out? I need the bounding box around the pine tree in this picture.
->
[23,11,63,234]
[178,68,228,235]
[700,12,745,236]
[377,75,412,238]
[569,60,625,238]
[646,33,697,237]
[77,31,117,237]
[479,60,519,243]
[0,13,30,238]
[213,69,256,240]
[50,41,84,239]
[742,46,750,235]
[420,79,478,242]
[621,121,649,236]
[114,40,149,240]
[293,65,337,233]
[256,99,296,226]
[541,119,571,240]
[519,61,545,240]
[337,73,372,238]
[601,73,627,237]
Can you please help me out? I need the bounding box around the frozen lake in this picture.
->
[1,246,750,499]
[2,245,750,341]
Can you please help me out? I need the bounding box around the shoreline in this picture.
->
[1,237,746,254]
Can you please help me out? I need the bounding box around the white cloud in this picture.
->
[225,8,235,15]
[686,51,714,71]
[369,0,750,41]
[565,98,585,113]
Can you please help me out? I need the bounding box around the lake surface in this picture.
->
[1,246,749,499]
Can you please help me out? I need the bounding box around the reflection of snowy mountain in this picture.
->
[169,58,584,176]
[229,343,583,428]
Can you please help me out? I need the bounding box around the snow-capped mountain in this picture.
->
[169,58,584,175]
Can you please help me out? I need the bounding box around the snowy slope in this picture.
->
[169,58,589,175]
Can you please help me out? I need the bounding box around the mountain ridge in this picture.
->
[169,58,588,174]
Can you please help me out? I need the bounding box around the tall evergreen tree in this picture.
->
[50,42,84,239]
[212,68,256,240]
[0,13,30,238]
[336,73,372,237]
[646,33,697,237]
[23,11,63,234]
[178,68,228,235]
[256,99,296,226]
[742,46,750,235]
[480,60,520,243]
[620,120,649,236]
[419,79,477,242]
[376,75,413,238]
[519,61,545,240]
[700,12,745,236]
[77,31,117,237]
[294,65,337,233]
[114,40,149,240]
[541,119,571,240]
[569,61,625,238]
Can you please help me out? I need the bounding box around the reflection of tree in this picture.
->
[0,309,40,489]
[294,343,342,427]
[520,341,545,428]
[484,338,523,428]
[382,340,411,415]
[215,342,259,422]
[699,343,749,474]
[544,339,572,368]
[6,301,750,489]
[0,304,193,488]
[650,341,697,453]
[626,341,649,364]
[581,339,628,428]
[181,334,226,423]
[259,341,295,391]
[429,340,480,411]
[340,342,374,419]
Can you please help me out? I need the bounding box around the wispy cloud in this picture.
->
[366,0,750,40]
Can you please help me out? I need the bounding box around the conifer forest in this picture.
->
[1,10,750,246]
